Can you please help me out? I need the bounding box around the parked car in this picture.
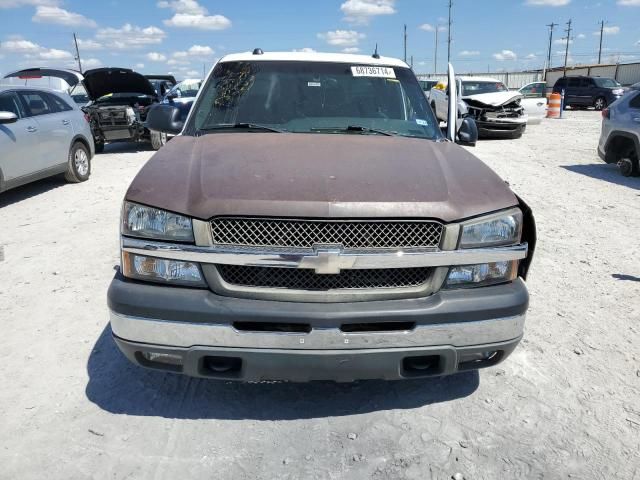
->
[0,85,93,193]
[108,51,535,382]
[518,81,548,124]
[553,76,625,111]
[419,79,438,100]
[431,76,528,138]
[597,82,640,177]
[2,67,88,106]
[148,78,202,150]
[82,68,160,153]
[145,75,176,98]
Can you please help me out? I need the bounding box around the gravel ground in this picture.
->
[1,111,639,480]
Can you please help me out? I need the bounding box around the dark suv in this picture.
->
[553,76,625,111]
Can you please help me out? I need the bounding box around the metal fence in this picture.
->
[417,61,640,89]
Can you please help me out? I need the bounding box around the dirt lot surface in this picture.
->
[1,111,639,479]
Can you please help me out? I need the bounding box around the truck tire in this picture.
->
[150,131,167,150]
[594,96,607,111]
[64,142,91,183]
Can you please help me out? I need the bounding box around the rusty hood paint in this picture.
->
[125,133,518,222]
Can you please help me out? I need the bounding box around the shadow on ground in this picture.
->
[561,164,640,190]
[612,273,640,282]
[0,176,66,208]
[86,325,479,420]
[102,142,154,154]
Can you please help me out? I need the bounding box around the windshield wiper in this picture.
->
[198,123,285,134]
[311,125,396,136]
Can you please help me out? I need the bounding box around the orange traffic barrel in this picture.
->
[547,93,561,118]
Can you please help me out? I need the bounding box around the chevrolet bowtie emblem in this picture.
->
[299,247,356,274]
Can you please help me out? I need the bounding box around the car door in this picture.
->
[519,83,547,123]
[565,77,581,105]
[17,90,72,171]
[0,90,41,182]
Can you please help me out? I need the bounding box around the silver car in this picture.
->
[0,85,94,193]
[597,82,640,177]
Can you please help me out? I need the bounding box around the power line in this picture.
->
[72,32,82,73]
[546,22,558,74]
[403,24,407,63]
[597,20,605,64]
[563,18,572,77]
[447,0,452,64]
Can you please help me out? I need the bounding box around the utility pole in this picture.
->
[546,22,558,70]
[434,27,438,74]
[403,24,407,63]
[447,0,452,64]
[563,19,572,78]
[72,32,82,73]
[597,20,605,64]
[410,55,413,69]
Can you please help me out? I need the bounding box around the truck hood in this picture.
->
[82,68,156,100]
[462,91,523,107]
[125,133,518,222]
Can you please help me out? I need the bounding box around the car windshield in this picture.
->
[168,79,202,98]
[593,77,621,88]
[190,61,440,140]
[462,81,508,96]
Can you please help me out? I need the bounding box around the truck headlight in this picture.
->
[122,252,205,287]
[122,202,194,242]
[445,260,518,288]
[459,209,522,248]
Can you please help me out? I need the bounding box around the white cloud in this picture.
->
[593,25,620,35]
[159,0,230,30]
[167,58,189,66]
[82,58,102,68]
[292,47,316,53]
[76,39,103,50]
[525,0,570,5]
[0,0,57,8]
[185,69,199,77]
[164,13,231,30]
[95,24,166,49]
[157,0,206,14]
[617,0,640,4]
[525,53,537,59]
[419,23,446,32]
[342,47,360,53]
[341,0,395,24]
[493,50,517,61]
[577,33,586,39]
[146,52,167,62]
[554,38,573,45]
[32,6,97,28]
[0,38,41,53]
[459,50,479,56]
[135,63,145,69]
[186,44,213,56]
[317,30,365,47]
[37,48,72,60]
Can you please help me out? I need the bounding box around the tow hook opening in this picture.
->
[402,355,443,377]
[202,356,243,378]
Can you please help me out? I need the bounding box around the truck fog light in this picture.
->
[445,260,517,288]
[122,252,206,287]
[141,351,183,366]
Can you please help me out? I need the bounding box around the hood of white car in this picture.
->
[462,91,523,107]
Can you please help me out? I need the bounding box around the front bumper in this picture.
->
[476,120,527,138]
[108,273,528,381]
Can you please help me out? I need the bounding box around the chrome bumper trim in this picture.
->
[121,237,528,270]
[110,310,526,350]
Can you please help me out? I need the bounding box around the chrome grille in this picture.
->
[210,218,443,249]
[217,265,432,290]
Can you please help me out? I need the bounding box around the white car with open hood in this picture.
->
[430,76,528,139]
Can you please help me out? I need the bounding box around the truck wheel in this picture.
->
[64,142,91,183]
[594,97,607,111]
[95,140,104,154]
[150,131,167,150]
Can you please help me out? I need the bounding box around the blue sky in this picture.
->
[0,0,639,78]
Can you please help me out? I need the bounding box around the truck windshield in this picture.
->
[462,81,508,96]
[190,61,440,140]
[593,77,621,88]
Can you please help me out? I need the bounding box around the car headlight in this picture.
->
[122,202,194,242]
[445,260,518,288]
[612,88,624,95]
[459,209,522,248]
[122,252,206,287]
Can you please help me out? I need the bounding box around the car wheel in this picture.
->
[150,131,167,150]
[594,97,607,111]
[95,140,104,154]
[64,142,91,183]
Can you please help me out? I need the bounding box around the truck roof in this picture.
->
[218,51,409,68]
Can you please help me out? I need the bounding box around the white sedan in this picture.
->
[518,81,548,124]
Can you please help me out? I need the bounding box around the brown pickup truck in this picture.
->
[108,51,535,382]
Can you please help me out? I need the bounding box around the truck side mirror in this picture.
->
[456,117,478,147]
[0,111,18,124]
[145,104,183,135]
